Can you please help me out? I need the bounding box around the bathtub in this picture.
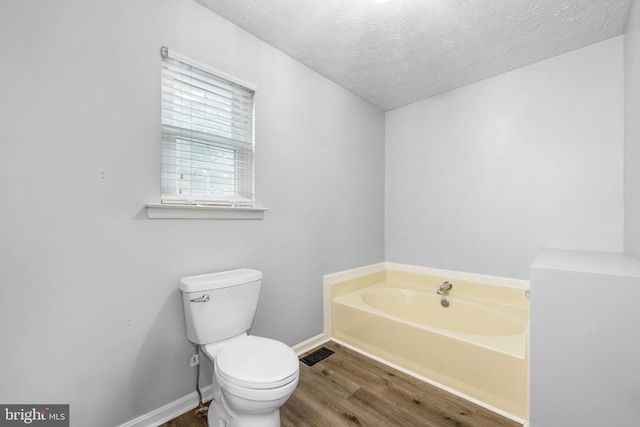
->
[326,263,530,422]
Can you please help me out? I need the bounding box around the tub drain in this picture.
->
[441,298,450,308]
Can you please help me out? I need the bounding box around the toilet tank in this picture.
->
[179,269,262,345]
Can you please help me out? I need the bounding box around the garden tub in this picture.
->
[325,263,530,422]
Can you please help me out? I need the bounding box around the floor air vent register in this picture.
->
[300,347,334,366]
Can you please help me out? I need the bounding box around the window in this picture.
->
[160,46,256,206]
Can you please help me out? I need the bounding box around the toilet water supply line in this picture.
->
[194,344,209,417]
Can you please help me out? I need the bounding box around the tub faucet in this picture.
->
[437,281,453,295]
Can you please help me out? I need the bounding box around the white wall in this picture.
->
[0,1,384,426]
[530,249,640,426]
[625,0,640,257]
[385,37,624,279]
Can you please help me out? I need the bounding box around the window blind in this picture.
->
[160,47,256,206]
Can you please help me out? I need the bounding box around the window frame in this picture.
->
[147,47,265,220]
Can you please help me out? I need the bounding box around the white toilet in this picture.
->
[179,269,300,427]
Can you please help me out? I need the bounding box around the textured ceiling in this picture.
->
[194,0,632,111]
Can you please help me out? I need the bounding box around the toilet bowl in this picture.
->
[179,269,300,427]
[204,335,299,427]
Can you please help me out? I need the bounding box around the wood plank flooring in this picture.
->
[161,341,523,427]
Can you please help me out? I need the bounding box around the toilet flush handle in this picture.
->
[190,294,210,303]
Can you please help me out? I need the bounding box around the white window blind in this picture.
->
[160,46,256,206]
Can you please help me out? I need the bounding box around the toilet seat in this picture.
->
[215,335,299,390]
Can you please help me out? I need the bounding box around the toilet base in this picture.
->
[207,392,281,427]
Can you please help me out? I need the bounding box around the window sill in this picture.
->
[145,204,267,220]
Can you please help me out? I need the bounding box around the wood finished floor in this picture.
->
[160,341,523,427]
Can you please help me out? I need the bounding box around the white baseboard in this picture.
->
[117,385,213,427]
[291,333,330,355]
[118,334,328,427]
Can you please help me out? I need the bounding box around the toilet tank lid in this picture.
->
[180,269,262,292]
